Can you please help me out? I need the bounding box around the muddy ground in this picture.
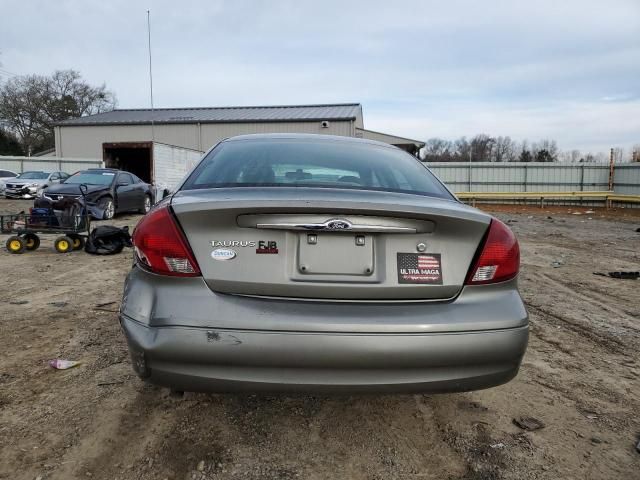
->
[0,198,639,480]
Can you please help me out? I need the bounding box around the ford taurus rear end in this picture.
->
[119,134,528,393]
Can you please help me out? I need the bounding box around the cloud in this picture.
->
[1,0,639,152]
[365,98,640,152]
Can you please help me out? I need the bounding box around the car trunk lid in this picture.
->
[171,187,490,300]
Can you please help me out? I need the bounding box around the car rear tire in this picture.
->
[54,236,74,253]
[99,197,115,220]
[139,195,152,214]
[23,233,40,251]
[6,236,25,254]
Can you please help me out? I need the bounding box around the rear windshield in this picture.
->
[64,171,115,185]
[181,139,453,199]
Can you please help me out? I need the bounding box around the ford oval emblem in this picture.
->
[211,248,237,261]
[325,219,352,230]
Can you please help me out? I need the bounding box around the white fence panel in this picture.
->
[614,165,640,195]
[0,156,103,174]
[425,162,639,195]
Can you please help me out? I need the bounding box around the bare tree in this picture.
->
[470,134,495,162]
[420,134,583,163]
[454,137,470,161]
[492,136,517,162]
[423,138,453,162]
[517,141,533,162]
[0,69,116,154]
[569,149,581,162]
[0,127,22,155]
[531,139,559,162]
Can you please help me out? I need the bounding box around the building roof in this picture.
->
[56,103,362,126]
[356,128,425,149]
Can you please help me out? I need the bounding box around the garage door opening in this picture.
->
[103,142,152,183]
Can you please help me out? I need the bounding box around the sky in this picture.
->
[1,0,639,154]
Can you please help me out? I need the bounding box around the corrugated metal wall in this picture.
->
[425,162,640,195]
[57,120,355,158]
[0,156,103,174]
[613,164,640,195]
[153,143,203,190]
[56,124,200,158]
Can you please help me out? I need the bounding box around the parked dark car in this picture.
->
[42,168,152,219]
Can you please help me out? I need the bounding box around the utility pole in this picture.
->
[468,145,473,192]
[608,147,615,191]
[147,10,155,143]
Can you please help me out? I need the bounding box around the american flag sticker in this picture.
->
[397,253,443,284]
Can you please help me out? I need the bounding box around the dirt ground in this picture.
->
[0,198,639,480]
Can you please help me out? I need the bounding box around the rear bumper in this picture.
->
[121,315,527,393]
[119,267,529,393]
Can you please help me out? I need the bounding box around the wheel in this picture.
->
[68,234,85,250]
[54,236,74,253]
[6,236,25,254]
[139,195,152,214]
[98,197,115,220]
[23,233,40,251]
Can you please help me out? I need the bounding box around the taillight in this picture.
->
[465,218,519,285]
[132,204,201,276]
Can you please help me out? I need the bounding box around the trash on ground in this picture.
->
[95,301,117,308]
[490,442,505,449]
[85,225,132,255]
[94,301,119,312]
[49,301,68,308]
[585,210,595,214]
[513,416,545,431]
[579,409,599,420]
[594,271,639,280]
[551,261,564,268]
[48,359,81,370]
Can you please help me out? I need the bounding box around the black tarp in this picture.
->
[85,226,132,255]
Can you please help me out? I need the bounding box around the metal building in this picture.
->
[53,103,424,184]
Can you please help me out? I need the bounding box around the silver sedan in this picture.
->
[120,134,528,393]
[4,170,69,199]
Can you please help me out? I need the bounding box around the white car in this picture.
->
[0,169,18,194]
[4,171,70,199]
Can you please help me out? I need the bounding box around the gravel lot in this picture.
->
[0,198,639,480]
